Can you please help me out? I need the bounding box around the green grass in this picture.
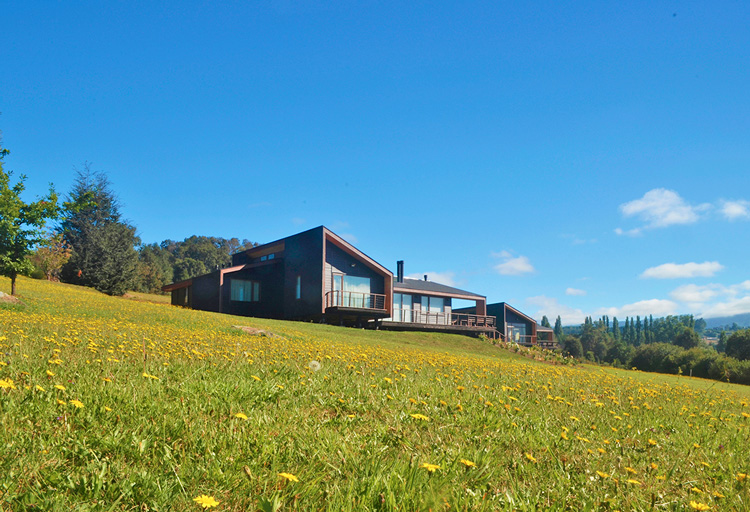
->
[1,277,749,511]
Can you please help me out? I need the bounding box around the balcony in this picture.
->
[325,290,387,311]
[383,309,496,329]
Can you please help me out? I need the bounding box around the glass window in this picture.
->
[260,255,267,261]
[268,253,275,260]
[343,276,371,308]
[429,297,444,312]
[231,279,260,302]
[295,275,301,299]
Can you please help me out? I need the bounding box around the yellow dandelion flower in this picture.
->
[278,472,299,482]
[54,384,65,391]
[561,431,569,440]
[625,467,637,474]
[35,385,46,392]
[596,471,610,478]
[69,399,84,409]
[459,459,476,468]
[627,479,642,486]
[651,463,658,470]
[0,379,17,390]
[251,375,261,381]
[570,416,580,422]
[737,473,747,481]
[193,495,220,508]
[689,501,710,511]
[712,491,725,498]
[104,406,113,412]
[691,487,703,494]
[46,370,55,377]
[524,452,537,463]
[410,413,430,421]
[419,463,440,473]
[234,413,248,420]
[56,399,66,405]
[648,439,657,446]
[693,443,700,449]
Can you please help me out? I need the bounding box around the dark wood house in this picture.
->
[454,302,556,348]
[163,226,393,325]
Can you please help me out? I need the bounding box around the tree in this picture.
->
[60,166,139,295]
[0,142,58,295]
[717,330,727,353]
[554,316,563,340]
[673,326,700,350]
[612,316,620,340]
[29,231,71,281]
[541,315,551,328]
[725,329,750,361]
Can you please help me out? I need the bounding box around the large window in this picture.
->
[393,293,413,322]
[231,279,260,302]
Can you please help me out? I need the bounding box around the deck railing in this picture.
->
[325,290,386,310]
[451,312,496,328]
[384,309,496,328]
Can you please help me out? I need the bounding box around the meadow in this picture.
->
[1,277,749,511]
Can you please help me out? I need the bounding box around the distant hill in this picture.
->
[703,313,750,330]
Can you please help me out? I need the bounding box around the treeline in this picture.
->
[26,167,256,295]
[556,312,750,385]
[137,236,256,294]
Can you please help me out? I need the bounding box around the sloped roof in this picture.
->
[394,277,485,299]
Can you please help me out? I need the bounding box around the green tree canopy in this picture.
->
[0,143,59,295]
[60,166,139,295]
[725,329,750,361]
[673,325,701,350]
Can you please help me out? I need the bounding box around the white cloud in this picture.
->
[616,188,710,233]
[700,297,750,318]
[720,199,750,221]
[670,283,721,303]
[526,296,586,325]
[339,232,358,244]
[565,287,587,296]
[406,271,457,287]
[614,227,642,237]
[596,299,679,319]
[492,251,535,276]
[640,261,723,279]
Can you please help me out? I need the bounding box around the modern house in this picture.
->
[454,302,556,348]
[164,226,393,326]
[163,226,497,336]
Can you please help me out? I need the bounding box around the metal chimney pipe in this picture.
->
[396,260,404,283]
[424,274,428,281]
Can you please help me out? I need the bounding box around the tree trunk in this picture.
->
[11,273,17,296]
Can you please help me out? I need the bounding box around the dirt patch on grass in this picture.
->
[234,326,286,339]
[0,292,21,304]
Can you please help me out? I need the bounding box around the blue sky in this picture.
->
[2,1,749,324]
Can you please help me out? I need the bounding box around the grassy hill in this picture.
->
[1,277,749,510]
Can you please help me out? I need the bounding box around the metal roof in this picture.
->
[393,277,485,299]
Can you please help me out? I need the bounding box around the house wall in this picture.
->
[171,287,191,307]
[282,227,325,319]
[324,241,386,296]
[223,263,286,318]
[191,272,221,312]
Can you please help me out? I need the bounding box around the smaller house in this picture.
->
[454,302,556,348]
[378,261,496,337]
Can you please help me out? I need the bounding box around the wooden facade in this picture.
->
[163,226,392,325]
